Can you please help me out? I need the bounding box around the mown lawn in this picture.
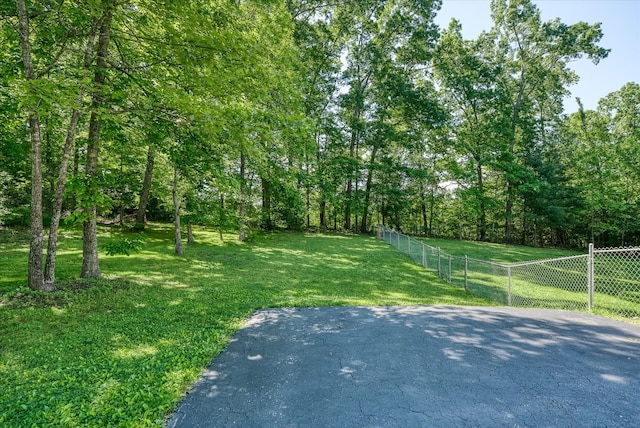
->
[420,237,583,263]
[0,224,489,427]
[414,236,639,321]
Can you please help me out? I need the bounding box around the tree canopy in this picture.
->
[1,0,637,290]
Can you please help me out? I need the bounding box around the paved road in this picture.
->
[166,306,640,427]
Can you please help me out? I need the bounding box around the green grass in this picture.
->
[392,235,585,305]
[419,237,583,263]
[410,236,639,321]
[0,224,489,427]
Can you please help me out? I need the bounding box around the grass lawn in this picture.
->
[0,224,489,427]
[411,236,639,321]
[391,234,587,305]
[419,237,583,263]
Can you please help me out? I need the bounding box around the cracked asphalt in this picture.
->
[166,306,640,427]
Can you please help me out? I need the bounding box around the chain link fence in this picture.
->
[379,226,640,320]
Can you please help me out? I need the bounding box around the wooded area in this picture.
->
[1,0,638,291]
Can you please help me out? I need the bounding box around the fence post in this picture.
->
[587,243,594,310]
[507,266,512,306]
[448,254,452,283]
[422,243,426,268]
[397,231,400,248]
[408,236,411,254]
[437,247,441,277]
[464,256,468,291]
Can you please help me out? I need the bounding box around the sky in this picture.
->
[434,0,640,114]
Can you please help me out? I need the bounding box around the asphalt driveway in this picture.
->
[166,306,640,427]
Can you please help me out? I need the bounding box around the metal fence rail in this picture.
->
[379,226,640,319]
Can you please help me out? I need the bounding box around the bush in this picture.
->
[104,236,145,256]
[3,206,31,228]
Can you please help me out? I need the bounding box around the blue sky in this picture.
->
[434,0,640,114]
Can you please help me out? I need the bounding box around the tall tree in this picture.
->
[14,0,59,291]
[81,2,115,278]
[332,0,443,231]
[172,167,184,255]
[44,22,98,286]
[135,143,156,230]
[488,0,609,242]
[434,21,504,241]
[562,84,640,246]
[599,83,640,244]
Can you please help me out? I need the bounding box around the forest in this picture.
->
[1,0,639,292]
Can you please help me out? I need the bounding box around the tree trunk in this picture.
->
[239,149,247,241]
[420,186,428,235]
[71,145,80,209]
[394,208,400,230]
[135,144,155,230]
[187,221,195,244]
[44,107,84,285]
[344,115,359,231]
[316,136,327,232]
[319,199,327,232]
[360,146,377,234]
[306,182,311,229]
[261,176,272,230]
[520,208,528,246]
[428,186,436,237]
[26,110,47,290]
[344,179,352,231]
[504,181,514,243]
[218,194,225,242]
[17,0,52,291]
[504,89,524,243]
[118,153,125,225]
[304,151,311,228]
[45,23,100,285]
[476,161,487,241]
[173,168,183,256]
[43,118,54,215]
[81,5,113,278]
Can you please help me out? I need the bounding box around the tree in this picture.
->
[172,168,184,255]
[488,0,609,242]
[561,84,640,246]
[5,1,116,288]
[135,142,156,230]
[81,1,115,278]
[323,0,442,232]
[434,21,505,241]
[44,19,98,286]
[598,83,640,244]
[15,0,51,291]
